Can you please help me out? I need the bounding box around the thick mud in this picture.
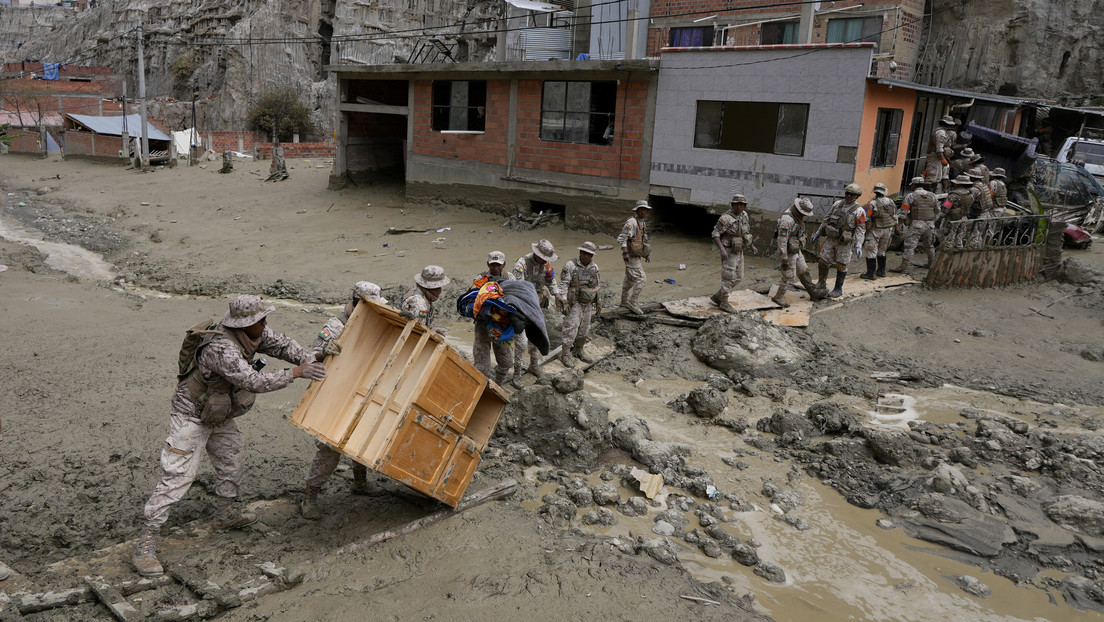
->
[1,155,1103,621]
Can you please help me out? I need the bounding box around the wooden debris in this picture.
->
[386,226,431,234]
[679,594,721,606]
[83,576,141,622]
[662,290,779,320]
[14,587,93,614]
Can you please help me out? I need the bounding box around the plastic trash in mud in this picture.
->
[663,278,676,284]
[679,264,686,270]
[631,467,664,499]
[705,485,719,500]
[379,243,392,248]
[431,237,447,244]
[598,244,614,250]
[436,227,451,233]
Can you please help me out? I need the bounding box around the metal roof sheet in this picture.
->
[874,78,1026,107]
[65,113,171,141]
[506,0,568,12]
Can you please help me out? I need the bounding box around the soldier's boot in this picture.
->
[493,367,509,386]
[300,486,323,520]
[827,272,847,298]
[212,496,258,531]
[797,273,826,301]
[816,261,831,290]
[350,463,371,496]
[574,337,595,364]
[510,367,525,390]
[708,290,724,307]
[770,284,790,308]
[131,527,164,577]
[712,290,736,313]
[891,256,910,273]
[527,351,543,378]
[924,250,936,268]
[859,258,877,280]
[876,255,887,278]
[560,344,575,368]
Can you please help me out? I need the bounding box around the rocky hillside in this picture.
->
[914,0,1104,104]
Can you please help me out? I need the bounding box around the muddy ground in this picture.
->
[1,154,1103,621]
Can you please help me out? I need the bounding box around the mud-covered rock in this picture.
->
[592,483,621,506]
[1057,576,1104,614]
[754,562,786,583]
[581,508,617,527]
[539,496,578,528]
[757,410,818,446]
[566,485,595,508]
[699,537,724,558]
[610,416,651,450]
[552,368,584,394]
[953,575,990,598]
[1057,257,1104,285]
[654,509,689,531]
[640,538,680,565]
[652,520,676,536]
[499,384,610,470]
[686,385,729,418]
[806,402,865,433]
[1044,495,1104,537]
[691,314,808,376]
[861,428,930,467]
[617,496,649,518]
[732,543,759,566]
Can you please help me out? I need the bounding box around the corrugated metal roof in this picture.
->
[874,78,1026,107]
[506,0,568,13]
[65,113,171,141]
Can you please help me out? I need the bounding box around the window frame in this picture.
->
[826,16,883,50]
[539,80,617,146]
[693,100,810,157]
[760,21,799,45]
[870,107,904,168]
[430,80,487,133]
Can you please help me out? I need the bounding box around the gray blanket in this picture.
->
[500,279,550,355]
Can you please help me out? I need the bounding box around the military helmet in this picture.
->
[873,183,888,196]
[844,183,862,196]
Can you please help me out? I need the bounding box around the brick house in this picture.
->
[329,59,658,230]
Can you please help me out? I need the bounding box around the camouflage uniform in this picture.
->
[142,326,313,531]
[816,198,866,266]
[616,215,648,310]
[712,210,753,294]
[968,176,995,248]
[898,185,938,269]
[559,257,600,354]
[471,270,515,384]
[862,195,897,256]
[401,287,435,327]
[924,127,952,183]
[511,252,558,380]
[989,178,1008,213]
[942,182,975,250]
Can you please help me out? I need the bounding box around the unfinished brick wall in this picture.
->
[204,131,335,158]
[513,79,646,180]
[648,0,924,79]
[6,131,44,154]
[410,80,508,166]
[63,130,123,158]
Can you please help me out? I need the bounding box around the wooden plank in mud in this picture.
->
[538,334,616,375]
[83,576,141,622]
[662,289,779,320]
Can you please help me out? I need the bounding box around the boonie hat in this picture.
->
[531,239,558,263]
[844,183,862,195]
[959,148,976,159]
[952,175,973,186]
[991,168,1006,178]
[577,241,598,254]
[487,250,506,265]
[873,183,888,195]
[940,115,955,125]
[793,197,814,217]
[353,281,384,302]
[910,176,925,186]
[633,199,653,211]
[731,194,748,205]
[414,265,450,289]
[222,294,275,328]
[966,167,983,180]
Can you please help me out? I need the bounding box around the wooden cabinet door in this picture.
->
[434,436,481,507]
[412,349,485,434]
[379,407,458,497]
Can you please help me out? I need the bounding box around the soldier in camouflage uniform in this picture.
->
[924,115,956,189]
[617,200,652,315]
[986,167,1009,245]
[133,295,327,577]
[941,174,976,250]
[557,241,602,368]
[772,197,825,307]
[893,177,939,274]
[710,194,757,312]
[301,282,386,520]
[472,251,515,385]
[814,183,867,298]
[402,265,450,329]
[967,167,994,248]
[511,240,559,385]
[860,183,897,280]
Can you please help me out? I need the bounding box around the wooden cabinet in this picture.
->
[287,300,509,506]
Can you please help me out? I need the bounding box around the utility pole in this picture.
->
[190,78,197,166]
[137,21,150,170]
[120,80,129,162]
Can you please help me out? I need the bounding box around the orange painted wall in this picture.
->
[855,82,916,197]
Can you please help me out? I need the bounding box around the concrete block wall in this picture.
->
[649,46,872,232]
[410,80,509,166]
[513,79,647,180]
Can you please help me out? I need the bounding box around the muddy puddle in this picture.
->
[0,212,117,282]
[519,373,1104,621]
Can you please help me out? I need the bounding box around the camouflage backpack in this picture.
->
[177,319,223,381]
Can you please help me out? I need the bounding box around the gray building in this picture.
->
[648,44,875,231]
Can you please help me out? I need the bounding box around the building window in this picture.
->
[826,16,882,50]
[540,81,617,145]
[669,26,715,47]
[693,101,809,156]
[760,21,798,45]
[870,107,903,167]
[431,81,486,132]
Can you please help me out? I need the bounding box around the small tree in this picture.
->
[247,89,314,143]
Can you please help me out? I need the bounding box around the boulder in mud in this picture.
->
[754,562,786,583]
[686,385,729,419]
[499,384,610,470]
[731,543,759,566]
[611,416,691,472]
[691,314,807,376]
[640,538,680,565]
[592,483,621,506]
[861,428,930,467]
[757,410,818,445]
[552,368,584,394]
[1057,257,1104,285]
[806,402,865,433]
[581,508,617,527]
[1044,495,1104,537]
[539,495,578,528]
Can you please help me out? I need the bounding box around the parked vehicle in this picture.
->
[1015,156,1104,231]
[1056,136,1104,186]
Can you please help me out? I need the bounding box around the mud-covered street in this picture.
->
[2,155,1104,621]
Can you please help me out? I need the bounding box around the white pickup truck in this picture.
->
[1056,136,1104,186]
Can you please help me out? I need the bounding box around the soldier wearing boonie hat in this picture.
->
[710,194,757,312]
[403,265,449,329]
[771,197,825,308]
[300,281,387,519]
[894,177,938,274]
[134,294,326,577]
[925,116,956,187]
[859,183,897,280]
[511,240,560,385]
[942,175,976,249]
[813,183,867,298]
[616,200,652,314]
[471,251,516,385]
[557,241,602,368]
